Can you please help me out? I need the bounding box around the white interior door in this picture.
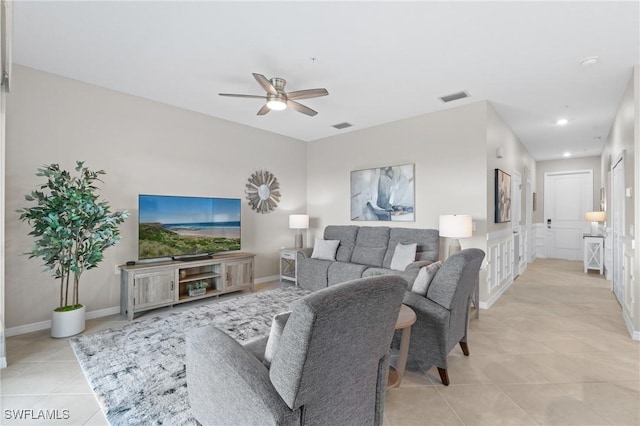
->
[544,170,593,261]
[612,156,625,305]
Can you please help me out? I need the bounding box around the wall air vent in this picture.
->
[439,91,470,103]
[332,122,353,130]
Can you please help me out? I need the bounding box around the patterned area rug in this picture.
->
[70,286,310,425]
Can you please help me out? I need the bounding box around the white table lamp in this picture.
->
[289,214,309,249]
[439,215,473,258]
[584,211,605,235]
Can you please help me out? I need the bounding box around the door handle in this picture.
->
[547,219,552,229]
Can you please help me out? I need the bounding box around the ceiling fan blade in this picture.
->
[285,88,329,101]
[252,73,277,95]
[257,104,270,115]
[219,93,266,99]
[286,100,317,117]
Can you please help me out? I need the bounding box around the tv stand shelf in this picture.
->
[119,252,254,320]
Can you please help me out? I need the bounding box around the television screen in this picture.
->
[138,195,241,260]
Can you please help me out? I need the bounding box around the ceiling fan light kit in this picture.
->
[266,94,287,111]
[220,73,328,117]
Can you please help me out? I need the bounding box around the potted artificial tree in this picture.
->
[18,161,128,338]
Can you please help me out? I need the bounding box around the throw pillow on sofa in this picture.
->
[390,242,417,271]
[411,261,442,296]
[311,237,340,261]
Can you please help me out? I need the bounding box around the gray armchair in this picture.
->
[186,275,406,426]
[400,248,485,385]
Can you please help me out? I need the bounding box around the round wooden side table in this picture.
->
[388,304,417,388]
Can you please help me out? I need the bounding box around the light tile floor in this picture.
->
[385,259,640,426]
[1,259,638,425]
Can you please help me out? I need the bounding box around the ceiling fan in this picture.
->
[219,73,328,117]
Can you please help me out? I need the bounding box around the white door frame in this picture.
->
[611,154,625,305]
[511,170,522,276]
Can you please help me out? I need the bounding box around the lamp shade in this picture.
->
[584,211,605,222]
[439,215,473,238]
[289,214,309,229]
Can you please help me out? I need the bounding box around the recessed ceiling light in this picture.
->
[563,152,571,157]
[557,118,569,126]
[580,56,600,67]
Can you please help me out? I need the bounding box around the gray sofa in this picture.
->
[297,225,440,291]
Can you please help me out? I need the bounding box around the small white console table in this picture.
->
[583,235,604,274]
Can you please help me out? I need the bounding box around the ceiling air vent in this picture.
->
[332,122,353,130]
[439,91,470,103]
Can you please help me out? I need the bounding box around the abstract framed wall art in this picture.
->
[495,168,511,223]
[350,163,415,221]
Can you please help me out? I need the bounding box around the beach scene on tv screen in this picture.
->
[138,195,241,259]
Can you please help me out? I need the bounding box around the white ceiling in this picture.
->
[12,1,640,160]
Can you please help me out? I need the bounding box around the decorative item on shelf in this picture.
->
[289,214,309,249]
[584,211,606,235]
[187,281,209,297]
[245,170,280,214]
[439,214,473,259]
[494,168,511,223]
[18,161,128,338]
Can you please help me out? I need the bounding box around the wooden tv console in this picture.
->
[119,252,254,320]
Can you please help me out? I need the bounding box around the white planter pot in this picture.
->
[51,305,86,338]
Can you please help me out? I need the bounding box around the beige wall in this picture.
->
[307,101,536,307]
[1,65,584,333]
[486,103,537,234]
[306,101,489,256]
[5,66,308,329]
[534,156,602,224]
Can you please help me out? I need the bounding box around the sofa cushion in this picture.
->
[324,225,359,262]
[311,238,340,261]
[390,243,417,271]
[410,261,442,296]
[298,259,332,291]
[382,228,440,269]
[351,226,390,267]
[327,262,369,286]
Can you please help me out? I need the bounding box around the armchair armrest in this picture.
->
[186,326,299,425]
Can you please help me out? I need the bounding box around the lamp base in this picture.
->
[294,232,303,249]
[590,222,599,235]
[446,238,461,259]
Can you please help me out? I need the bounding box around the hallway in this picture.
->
[385,258,640,425]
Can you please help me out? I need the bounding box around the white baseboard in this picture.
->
[479,277,514,310]
[86,306,121,320]
[5,305,121,337]
[623,311,640,341]
[255,275,280,284]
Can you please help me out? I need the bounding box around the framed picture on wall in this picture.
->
[495,168,511,223]
[350,163,415,221]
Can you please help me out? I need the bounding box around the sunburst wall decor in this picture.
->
[245,170,280,214]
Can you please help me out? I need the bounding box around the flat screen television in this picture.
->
[138,194,241,260]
